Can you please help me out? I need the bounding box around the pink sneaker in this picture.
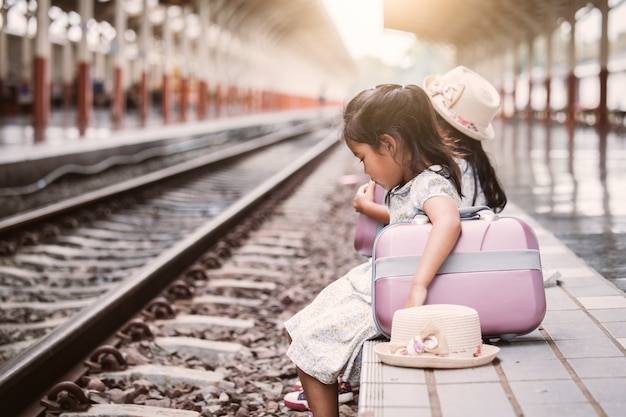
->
[283,389,309,411]
[284,379,354,411]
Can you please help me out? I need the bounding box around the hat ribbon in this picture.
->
[427,79,464,109]
[391,321,449,357]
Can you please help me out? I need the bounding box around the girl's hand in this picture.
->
[404,284,428,308]
[353,181,391,223]
[353,181,375,213]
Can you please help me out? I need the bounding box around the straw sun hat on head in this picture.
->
[374,304,499,369]
[424,66,501,141]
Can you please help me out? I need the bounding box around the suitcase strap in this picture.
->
[412,206,497,224]
[373,249,541,279]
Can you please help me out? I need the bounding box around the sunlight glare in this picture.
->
[321,0,415,66]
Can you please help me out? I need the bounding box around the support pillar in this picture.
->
[112,0,126,127]
[139,0,151,124]
[62,40,73,110]
[140,71,149,123]
[179,6,191,122]
[597,0,609,131]
[161,6,172,123]
[599,67,608,129]
[512,42,520,118]
[77,0,94,136]
[112,65,123,124]
[33,57,48,128]
[197,79,208,119]
[161,73,170,122]
[499,52,508,118]
[180,78,188,121]
[214,21,226,117]
[196,0,209,119]
[33,0,50,139]
[0,6,8,103]
[526,37,534,120]
[566,72,577,127]
[77,61,90,135]
[566,6,577,128]
[544,77,551,121]
[215,83,223,117]
[544,5,554,122]
[20,14,33,113]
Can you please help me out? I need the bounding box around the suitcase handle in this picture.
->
[411,206,498,225]
[460,206,499,221]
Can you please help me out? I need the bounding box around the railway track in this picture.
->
[0,120,365,416]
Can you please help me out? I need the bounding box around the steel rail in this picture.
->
[0,128,339,417]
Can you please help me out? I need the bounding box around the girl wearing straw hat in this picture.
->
[353,66,507,228]
[284,84,498,417]
[424,65,507,210]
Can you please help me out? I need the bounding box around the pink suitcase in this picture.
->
[353,184,387,257]
[372,208,546,340]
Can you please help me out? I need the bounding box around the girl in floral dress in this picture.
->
[284,84,465,417]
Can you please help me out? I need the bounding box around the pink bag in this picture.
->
[372,207,546,340]
[353,184,387,257]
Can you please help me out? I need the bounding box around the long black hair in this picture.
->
[436,114,507,212]
[342,84,463,198]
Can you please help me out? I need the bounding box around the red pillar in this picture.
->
[180,77,188,121]
[197,80,208,119]
[597,67,608,131]
[33,56,49,133]
[526,76,533,120]
[544,77,551,122]
[162,74,170,123]
[140,71,149,124]
[246,87,252,113]
[566,71,577,128]
[215,84,223,117]
[510,80,517,119]
[77,62,90,136]
[229,85,237,114]
[112,67,124,126]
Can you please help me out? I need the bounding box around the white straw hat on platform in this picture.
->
[424,66,501,141]
[374,304,499,369]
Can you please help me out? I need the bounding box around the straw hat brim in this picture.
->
[424,74,496,142]
[374,342,499,369]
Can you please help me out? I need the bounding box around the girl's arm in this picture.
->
[404,195,461,308]
[354,181,391,224]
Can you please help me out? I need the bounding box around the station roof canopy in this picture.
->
[49,0,354,73]
[383,0,595,48]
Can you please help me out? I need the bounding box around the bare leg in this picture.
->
[297,367,339,417]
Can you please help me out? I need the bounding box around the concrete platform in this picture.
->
[359,201,626,417]
[0,108,336,189]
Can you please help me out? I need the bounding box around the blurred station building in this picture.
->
[0,0,356,137]
[1,0,626,138]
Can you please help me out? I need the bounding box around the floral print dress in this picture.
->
[284,166,462,384]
